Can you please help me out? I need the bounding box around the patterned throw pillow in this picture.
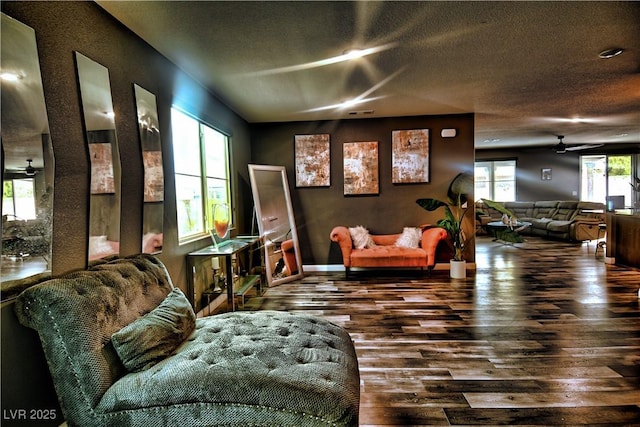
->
[111,288,196,372]
[348,225,376,249]
[395,227,422,248]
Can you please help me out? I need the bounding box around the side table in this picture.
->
[187,236,261,312]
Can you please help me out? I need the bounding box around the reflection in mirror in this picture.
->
[75,52,120,262]
[1,13,54,292]
[248,164,303,286]
[134,84,164,254]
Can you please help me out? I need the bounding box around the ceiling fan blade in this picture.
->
[565,144,605,151]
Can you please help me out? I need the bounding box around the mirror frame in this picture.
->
[248,164,303,286]
[1,13,54,293]
[75,52,121,262]
[134,84,164,254]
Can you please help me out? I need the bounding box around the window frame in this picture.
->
[474,159,517,202]
[2,177,37,220]
[580,153,637,206]
[171,107,233,244]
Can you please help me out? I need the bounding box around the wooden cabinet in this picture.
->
[606,212,640,268]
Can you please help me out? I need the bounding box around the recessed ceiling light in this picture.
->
[598,48,624,59]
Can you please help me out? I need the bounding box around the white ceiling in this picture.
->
[97,1,638,150]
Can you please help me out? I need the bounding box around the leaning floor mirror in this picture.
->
[248,164,303,286]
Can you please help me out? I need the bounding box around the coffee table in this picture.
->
[486,221,532,243]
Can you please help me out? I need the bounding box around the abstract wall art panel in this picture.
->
[392,129,429,183]
[295,134,330,187]
[343,141,379,195]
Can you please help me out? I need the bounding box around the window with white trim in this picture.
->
[474,160,516,201]
[2,178,37,220]
[171,108,232,242]
[580,154,634,206]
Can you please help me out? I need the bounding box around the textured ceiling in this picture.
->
[98,1,639,150]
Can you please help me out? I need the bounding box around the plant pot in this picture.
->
[450,260,466,279]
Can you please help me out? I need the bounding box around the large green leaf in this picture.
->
[448,172,474,205]
[481,198,516,219]
[494,228,525,243]
[416,198,447,212]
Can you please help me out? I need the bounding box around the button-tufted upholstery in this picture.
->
[15,254,360,426]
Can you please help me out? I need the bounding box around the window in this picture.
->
[474,160,516,201]
[2,178,37,220]
[171,108,231,242]
[580,154,634,206]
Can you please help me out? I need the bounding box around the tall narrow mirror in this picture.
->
[134,84,164,254]
[248,164,303,286]
[75,52,121,262]
[1,13,54,290]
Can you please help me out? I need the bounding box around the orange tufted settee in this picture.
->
[330,226,448,277]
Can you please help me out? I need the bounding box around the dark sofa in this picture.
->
[476,200,605,241]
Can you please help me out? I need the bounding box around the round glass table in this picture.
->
[486,221,532,243]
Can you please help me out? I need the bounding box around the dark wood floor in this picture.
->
[237,236,640,426]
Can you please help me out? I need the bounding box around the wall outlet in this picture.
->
[572,190,578,196]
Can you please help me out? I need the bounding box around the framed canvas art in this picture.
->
[343,141,379,195]
[392,129,429,183]
[295,134,330,187]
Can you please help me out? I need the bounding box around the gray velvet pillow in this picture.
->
[111,288,196,372]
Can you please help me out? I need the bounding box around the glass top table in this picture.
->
[188,239,250,257]
[187,237,261,312]
[485,221,531,244]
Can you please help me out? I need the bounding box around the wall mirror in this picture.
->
[248,164,303,286]
[1,13,55,289]
[75,52,121,262]
[134,84,164,254]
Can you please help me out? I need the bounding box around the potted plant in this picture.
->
[416,172,473,278]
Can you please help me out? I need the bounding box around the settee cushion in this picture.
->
[111,288,196,372]
[350,245,429,267]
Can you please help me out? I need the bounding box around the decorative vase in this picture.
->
[210,203,230,249]
[213,203,230,238]
[450,260,466,279]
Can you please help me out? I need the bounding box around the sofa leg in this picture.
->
[345,266,350,280]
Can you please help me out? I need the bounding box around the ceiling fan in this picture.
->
[22,159,37,176]
[553,136,604,154]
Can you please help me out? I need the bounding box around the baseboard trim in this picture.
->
[303,263,477,272]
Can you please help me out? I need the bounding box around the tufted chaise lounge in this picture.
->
[14,254,360,426]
